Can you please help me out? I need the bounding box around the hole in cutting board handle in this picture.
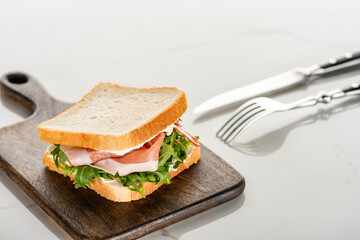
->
[6,73,29,84]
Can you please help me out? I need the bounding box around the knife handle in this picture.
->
[319,51,360,69]
[342,82,360,96]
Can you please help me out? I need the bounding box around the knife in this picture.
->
[193,51,360,115]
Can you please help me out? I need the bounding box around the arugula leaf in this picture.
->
[173,160,182,169]
[51,147,61,170]
[74,167,88,189]
[74,166,100,189]
[159,143,174,167]
[59,151,67,164]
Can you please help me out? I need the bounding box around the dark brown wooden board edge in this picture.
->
[115,177,246,240]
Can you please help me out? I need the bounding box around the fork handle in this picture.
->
[289,82,360,109]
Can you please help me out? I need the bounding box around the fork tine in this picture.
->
[216,101,258,138]
[225,110,268,145]
[222,108,265,143]
[218,104,261,140]
[219,106,263,141]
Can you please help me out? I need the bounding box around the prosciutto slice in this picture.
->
[173,122,200,148]
[62,147,93,166]
[61,133,165,175]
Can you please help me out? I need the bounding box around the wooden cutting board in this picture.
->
[0,72,245,240]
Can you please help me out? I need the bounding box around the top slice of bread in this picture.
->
[38,82,187,151]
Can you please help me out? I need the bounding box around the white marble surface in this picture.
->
[1,0,360,239]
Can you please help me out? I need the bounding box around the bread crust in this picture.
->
[37,82,188,151]
[43,146,201,202]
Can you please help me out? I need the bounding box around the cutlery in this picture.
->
[217,82,360,145]
[193,51,360,115]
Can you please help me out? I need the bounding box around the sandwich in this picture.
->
[37,82,200,202]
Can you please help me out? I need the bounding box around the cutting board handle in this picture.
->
[0,72,52,114]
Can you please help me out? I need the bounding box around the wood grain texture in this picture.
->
[0,72,245,240]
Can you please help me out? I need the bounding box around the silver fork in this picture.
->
[217,82,360,145]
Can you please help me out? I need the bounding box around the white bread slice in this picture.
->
[38,82,187,151]
[43,146,201,202]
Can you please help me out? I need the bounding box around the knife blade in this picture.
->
[193,51,360,115]
[193,68,313,115]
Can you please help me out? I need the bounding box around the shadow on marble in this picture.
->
[0,170,72,240]
[141,194,246,240]
[230,95,360,156]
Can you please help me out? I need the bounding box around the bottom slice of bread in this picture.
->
[43,147,201,202]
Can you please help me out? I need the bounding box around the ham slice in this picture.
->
[100,133,164,164]
[173,122,200,148]
[61,133,165,175]
[62,146,93,166]
[89,151,120,162]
